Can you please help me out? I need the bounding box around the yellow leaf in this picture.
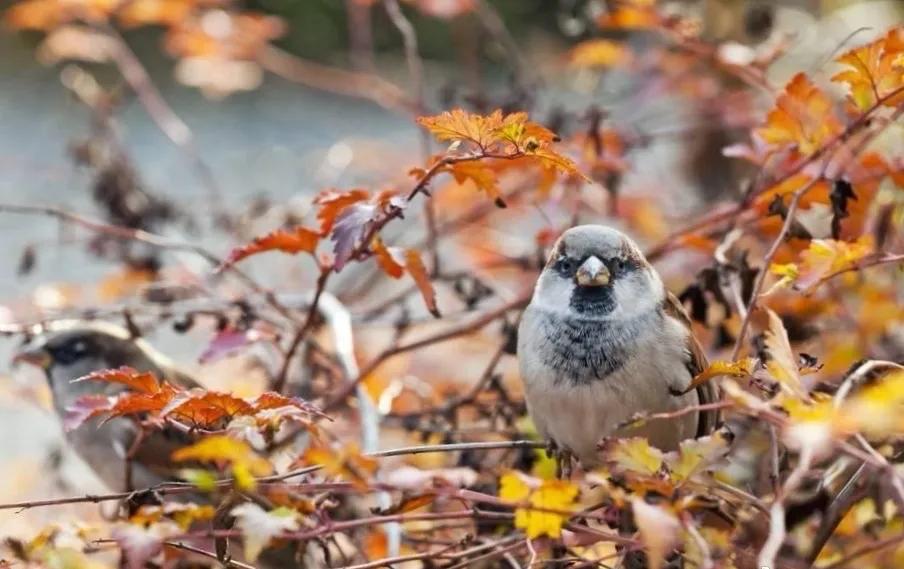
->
[417,108,504,148]
[796,235,874,290]
[499,471,578,539]
[666,431,730,483]
[603,437,664,476]
[689,358,756,389]
[172,435,271,490]
[447,161,503,205]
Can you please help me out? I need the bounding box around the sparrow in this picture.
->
[14,320,199,492]
[518,225,719,470]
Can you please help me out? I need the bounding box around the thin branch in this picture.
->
[758,445,814,568]
[164,541,257,569]
[257,45,417,114]
[0,203,294,317]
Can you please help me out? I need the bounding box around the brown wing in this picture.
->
[663,291,720,437]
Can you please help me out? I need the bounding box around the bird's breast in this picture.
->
[531,308,661,386]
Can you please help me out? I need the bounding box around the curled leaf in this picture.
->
[220,226,319,269]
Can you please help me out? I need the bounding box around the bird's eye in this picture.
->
[614,258,628,272]
[52,340,89,365]
[557,257,575,273]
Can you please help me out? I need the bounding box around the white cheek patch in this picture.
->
[531,272,576,316]
[610,271,663,319]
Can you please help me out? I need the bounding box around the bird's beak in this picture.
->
[13,346,53,371]
[575,256,610,287]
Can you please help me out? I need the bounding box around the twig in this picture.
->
[0,203,293,318]
[274,266,332,393]
[822,533,904,569]
[257,45,417,114]
[164,541,257,569]
[758,445,814,568]
[0,440,545,511]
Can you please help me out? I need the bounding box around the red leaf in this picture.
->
[74,366,160,394]
[404,249,439,317]
[107,385,179,420]
[220,226,319,269]
[163,389,254,428]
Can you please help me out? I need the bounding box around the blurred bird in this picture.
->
[518,225,720,471]
[14,320,198,492]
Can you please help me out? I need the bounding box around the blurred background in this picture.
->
[0,0,901,542]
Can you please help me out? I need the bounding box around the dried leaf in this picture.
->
[447,161,504,206]
[602,437,664,476]
[371,237,405,278]
[570,39,631,68]
[417,108,505,148]
[796,235,874,290]
[687,358,756,391]
[163,390,254,428]
[303,443,378,490]
[63,394,112,431]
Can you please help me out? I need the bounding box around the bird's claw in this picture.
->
[546,441,574,479]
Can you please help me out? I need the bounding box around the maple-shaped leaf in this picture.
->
[220,226,319,268]
[763,309,805,397]
[163,389,254,428]
[499,471,578,539]
[314,188,370,235]
[756,73,843,156]
[795,235,874,290]
[74,366,160,394]
[417,108,505,148]
[832,27,904,112]
[302,443,378,490]
[231,503,300,562]
[631,498,680,569]
[172,435,272,489]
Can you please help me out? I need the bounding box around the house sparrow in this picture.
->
[518,225,719,471]
[14,320,198,492]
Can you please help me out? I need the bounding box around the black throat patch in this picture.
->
[536,308,661,386]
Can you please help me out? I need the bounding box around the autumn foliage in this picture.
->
[1,2,904,569]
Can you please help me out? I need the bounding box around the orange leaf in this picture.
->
[371,238,405,278]
[796,235,874,290]
[417,108,504,148]
[303,443,378,490]
[314,189,370,235]
[74,366,160,394]
[221,226,319,268]
[755,73,843,156]
[108,384,178,419]
[447,161,504,206]
[163,390,254,428]
[404,249,439,317]
[832,28,904,112]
